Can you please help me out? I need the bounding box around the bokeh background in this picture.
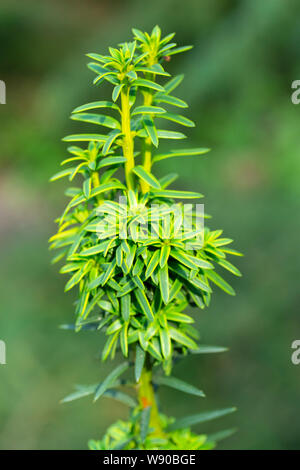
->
[0,0,299,450]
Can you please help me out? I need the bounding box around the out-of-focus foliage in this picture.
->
[88,412,217,450]
[0,0,300,450]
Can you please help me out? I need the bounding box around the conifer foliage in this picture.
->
[50,26,242,450]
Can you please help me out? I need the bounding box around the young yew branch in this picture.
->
[50,25,241,451]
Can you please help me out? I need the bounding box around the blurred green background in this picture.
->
[0,0,299,450]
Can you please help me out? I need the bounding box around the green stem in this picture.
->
[121,86,135,190]
[92,171,102,204]
[141,138,152,194]
[140,77,154,194]
[137,354,164,437]
[141,69,155,194]
[92,171,100,188]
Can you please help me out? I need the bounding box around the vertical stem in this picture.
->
[121,86,135,190]
[92,171,103,204]
[92,171,100,188]
[138,354,164,436]
[141,138,152,194]
[140,89,153,194]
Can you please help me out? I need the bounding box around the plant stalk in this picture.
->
[140,88,154,194]
[92,171,102,204]
[121,86,135,190]
[137,355,164,437]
